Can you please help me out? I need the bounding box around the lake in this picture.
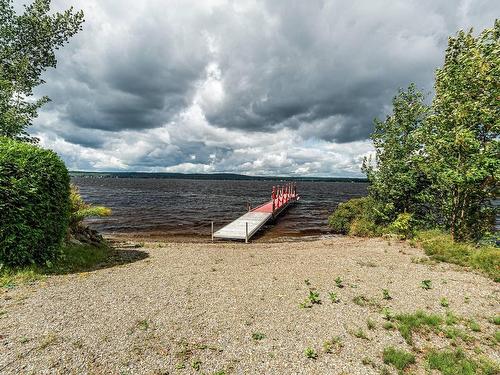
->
[72,177,368,239]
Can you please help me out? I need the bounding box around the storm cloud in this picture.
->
[26,0,498,176]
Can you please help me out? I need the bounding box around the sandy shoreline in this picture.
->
[1,237,498,374]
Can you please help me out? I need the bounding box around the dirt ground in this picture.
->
[1,236,498,374]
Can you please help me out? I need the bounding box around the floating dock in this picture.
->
[213,183,299,242]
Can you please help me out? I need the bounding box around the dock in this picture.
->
[213,183,299,242]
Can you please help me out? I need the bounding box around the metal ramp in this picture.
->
[212,182,299,242]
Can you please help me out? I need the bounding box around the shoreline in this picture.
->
[2,237,498,374]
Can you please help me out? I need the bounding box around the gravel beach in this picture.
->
[1,236,498,374]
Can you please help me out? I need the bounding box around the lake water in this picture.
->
[72,177,368,239]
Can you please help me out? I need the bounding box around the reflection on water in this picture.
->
[73,177,368,238]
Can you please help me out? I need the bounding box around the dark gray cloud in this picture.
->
[25,0,498,175]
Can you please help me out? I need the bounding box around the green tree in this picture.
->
[362,84,430,222]
[0,0,84,141]
[423,21,499,241]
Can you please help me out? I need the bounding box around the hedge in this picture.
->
[0,137,70,266]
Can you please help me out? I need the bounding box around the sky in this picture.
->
[24,0,498,176]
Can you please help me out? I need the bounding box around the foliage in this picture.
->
[363,84,430,222]
[69,184,111,235]
[422,20,500,241]
[1,242,110,288]
[328,197,386,237]
[427,348,499,375]
[0,137,70,266]
[350,21,500,243]
[304,347,318,359]
[382,346,415,372]
[0,0,84,140]
[416,230,500,281]
[393,310,442,345]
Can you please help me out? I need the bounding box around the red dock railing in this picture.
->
[251,182,298,216]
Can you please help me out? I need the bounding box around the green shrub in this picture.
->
[387,212,414,238]
[328,197,385,236]
[416,230,500,282]
[0,137,70,266]
[69,184,111,234]
[427,348,499,375]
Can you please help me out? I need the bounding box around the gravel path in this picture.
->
[1,237,498,374]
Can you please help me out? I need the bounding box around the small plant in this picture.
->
[362,357,375,367]
[353,295,369,307]
[383,346,415,372]
[137,319,149,331]
[445,311,459,326]
[323,336,343,353]
[382,289,392,300]
[491,315,500,325]
[304,279,311,286]
[468,320,481,332]
[367,319,376,330]
[308,290,321,305]
[304,347,318,359]
[335,276,344,288]
[175,363,186,369]
[252,332,265,341]
[328,292,340,303]
[440,297,449,307]
[352,328,368,340]
[421,279,432,290]
[191,360,202,371]
[464,296,470,303]
[381,307,395,321]
[383,321,395,330]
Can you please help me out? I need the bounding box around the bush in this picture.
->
[416,230,500,282]
[387,212,415,239]
[0,137,70,266]
[69,184,111,235]
[328,197,386,237]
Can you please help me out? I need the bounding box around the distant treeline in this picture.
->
[69,171,368,183]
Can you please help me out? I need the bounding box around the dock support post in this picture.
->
[245,222,249,244]
[211,221,214,242]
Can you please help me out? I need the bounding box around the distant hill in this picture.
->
[69,171,368,183]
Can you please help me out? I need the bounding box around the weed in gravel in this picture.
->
[383,321,395,330]
[328,292,340,303]
[468,320,481,332]
[381,307,395,321]
[323,336,343,353]
[382,289,392,300]
[191,360,202,371]
[421,279,432,290]
[383,346,415,372]
[252,332,265,341]
[353,295,369,307]
[213,371,226,375]
[39,334,57,350]
[394,310,442,345]
[445,311,459,326]
[137,319,149,331]
[427,348,499,375]
[304,279,311,286]
[299,289,321,308]
[440,297,450,307]
[175,363,186,369]
[361,357,375,367]
[352,328,369,340]
[464,296,470,303]
[442,327,473,344]
[335,277,344,288]
[367,319,376,330]
[304,347,318,359]
[490,315,500,325]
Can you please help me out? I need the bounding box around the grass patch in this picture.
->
[0,243,111,288]
[323,336,343,353]
[251,332,265,341]
[416,230,500,282]
[382,346,415,372]
[304,347,318,359]
[394,310,442,345]
[427,348,498,375]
